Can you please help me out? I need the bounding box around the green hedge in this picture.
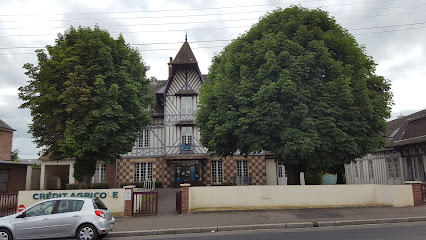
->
[65,182,109,190]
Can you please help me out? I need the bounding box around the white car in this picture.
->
[0,197,114,240]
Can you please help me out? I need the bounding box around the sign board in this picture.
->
[125,189,132,200]
[18,205,26,212]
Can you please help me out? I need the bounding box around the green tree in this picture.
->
[197,6,392,184]
[19,26,154,188]
[11,149,20,162]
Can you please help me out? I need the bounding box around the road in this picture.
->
[105,222,426,240]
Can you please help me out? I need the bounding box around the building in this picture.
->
[345,109,426,185]
[118,40,287,188]
[40,40,287,189]
[0,119,33,193]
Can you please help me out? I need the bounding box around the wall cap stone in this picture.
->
[404,181,423,184]
[180,183,191,187]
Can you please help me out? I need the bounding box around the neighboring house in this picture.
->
[0,119,32,193]
[40,40,288,189]
[345,109,426,185]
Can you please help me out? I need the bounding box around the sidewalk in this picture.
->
[110,190,426,238]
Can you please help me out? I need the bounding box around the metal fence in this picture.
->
[235,176,252,186]
[133,191,158,215]
[176,191,182,214]
[0,193,18,217]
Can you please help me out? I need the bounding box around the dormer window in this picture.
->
[181,96,193,115]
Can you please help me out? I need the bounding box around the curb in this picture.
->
[107,216,426,238]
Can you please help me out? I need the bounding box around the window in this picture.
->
[134,162,153,182]
[57,200,84,213]
[0,171,8,193]
[181,96,193,114]
[237,160,249,177]
[394,158,401,178]
[387,158,394,178]
[181,127,193,145]
[92,164,106,183]
[25,200,57,217]
[278,165,283,178]
[211,160,223,184]
[135,129,149,148]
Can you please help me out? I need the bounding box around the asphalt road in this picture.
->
[105,222,426,240]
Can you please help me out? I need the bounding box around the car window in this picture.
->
[25,200,56,217]
[93,198,108,210]
[57,200,84,213]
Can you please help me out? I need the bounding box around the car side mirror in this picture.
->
[16,212,26,218]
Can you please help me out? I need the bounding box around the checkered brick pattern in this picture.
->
[154,157,172,188]
[250,156,267,185]
[223,158,236,184]
[117,158,134,183]
[202,159,211,186]
[220,156,267,185]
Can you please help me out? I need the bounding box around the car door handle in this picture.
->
[73,215,80,217]
[42,218,49,221]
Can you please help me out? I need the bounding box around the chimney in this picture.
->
[397,115,404,119]
[168,57,173,76]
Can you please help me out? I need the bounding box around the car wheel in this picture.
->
[77,224,98,240]
[0,228,13,240]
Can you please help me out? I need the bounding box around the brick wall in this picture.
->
[105,161,117,188]
[7,165,27,193]
[0,129,13,160]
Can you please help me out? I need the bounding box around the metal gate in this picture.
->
[133,192,158,215]
[422,184,426,204]
[0,193,18,217]
[176,191,182,214]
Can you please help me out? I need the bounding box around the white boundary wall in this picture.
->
[18,189,125,213]
[189,185,414,210]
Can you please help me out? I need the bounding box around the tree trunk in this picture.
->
[335,165,345,184]
[79,174,93,189]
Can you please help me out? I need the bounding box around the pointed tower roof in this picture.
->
[0,119,15,132]
[172,40,198,65]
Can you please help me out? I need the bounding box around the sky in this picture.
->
[0,0,425,159]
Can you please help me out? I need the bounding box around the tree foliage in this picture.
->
[197,6,392,177]
[19,26,153,188]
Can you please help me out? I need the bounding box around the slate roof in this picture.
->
[0,119,16,132]
[171,41,198,65]
[386,109,426,148]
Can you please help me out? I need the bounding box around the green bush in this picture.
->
[65,183,79,190]
[91,182,109,189]
[221,181,234,186]
[155,181,163,188]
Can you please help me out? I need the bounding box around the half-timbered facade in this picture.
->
[345,109,426,185]
[118,40,283,188]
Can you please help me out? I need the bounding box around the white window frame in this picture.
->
[92,164,106,183]
[211,160,224,184]
[181,96,193,115]
[134,162,153,182]
[237,160,249,177]
[135,129,149,148]
[181,127,193,145]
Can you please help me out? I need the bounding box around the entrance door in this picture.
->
[277,163,287,185]
[171,160,203,188]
